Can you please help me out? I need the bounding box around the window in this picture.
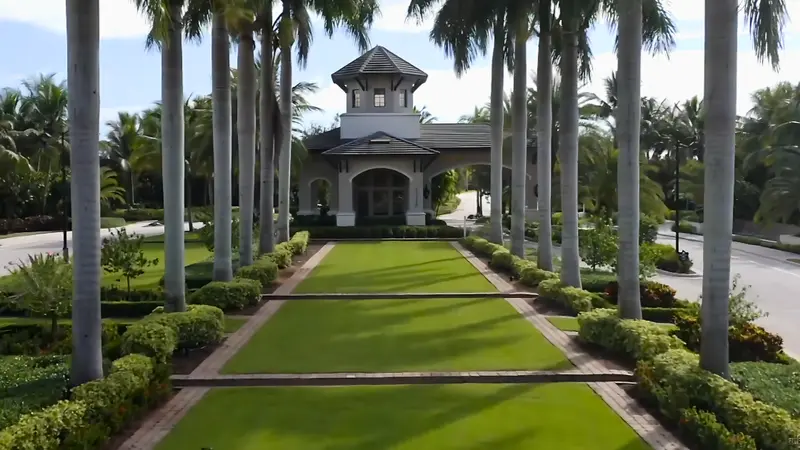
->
[399,89,407,107]
[373,88,386,107]
[351,89,361,108]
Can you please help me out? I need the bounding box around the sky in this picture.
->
[1,0,800,134]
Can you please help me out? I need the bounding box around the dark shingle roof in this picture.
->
[322,131,439,156]
[331,46,428,91]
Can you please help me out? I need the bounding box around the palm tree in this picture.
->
[104,112,144,205]
[701,0,788,377]
[274,0,379,243]
[413,105,437,124]
[211,5,234,281]
[535,0,554,271]
[233,9,258,267]
[66,0,103,385]
[257,3,278,255]
[509,10,530,258]
[135,0,187,312]
[412,0,509,246]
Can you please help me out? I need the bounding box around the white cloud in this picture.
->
[0,0,152,39]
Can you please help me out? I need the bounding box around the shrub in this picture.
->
[101,228,159,299]
[100,301,162,318]
[538,279,594,314]
[519,266,558,287]
[671,220,696,233]
[6,254,72,337]
[671,314,785,363]
[0,355,69,430]
[198,216,241,252]
[100,286,162,303]
[579,220,618,271]
[604,280,677,308]
[120,321,177,361]
[145,305,224,351]
[99,217,126,228]
[489,248,517,273]
[115,208,164,222]
[290,225,463,239]
[577,309,684,360]
[652,243,694,274]
[581,272,616,293]
[287,231,310,255]
[676,407,757,450]
[0,215,62,235]
[639,214,659,244]
[190,278,261,311]
[636,349,800,450]
[264,245,292,269]
[235,259,279,290]
[0,400,87,448]
[731,361,800,419]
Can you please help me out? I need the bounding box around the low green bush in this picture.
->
[264,245,293,269]
[519,266,558,287]
[287,231,310,255]
[731,361,800,419]
[120,304,224,360]
[676,407,757,450]
[0,355,69,430]
[291,225,463,239]
[100,287,162,303]
[120,321,177,362]
[636,349,800,450]
[113,208,165,222]
[641,307,684,323]
[671,314,785,363]
[671,221,697,234]
[577,309,684,361]
[235,259,279,290]
[190,278,261,311]
[538,279,594,314]
[488,248,516,273]
[605,280,678,308]
[100,301,162,318]
[639,214,660,244]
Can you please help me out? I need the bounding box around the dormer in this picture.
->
[332,46,428,140]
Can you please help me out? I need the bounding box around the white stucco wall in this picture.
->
[340,113,421,140]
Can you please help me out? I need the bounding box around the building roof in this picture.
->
[322,131,439,156]
[331,46,428,92]
[305,123,513,152]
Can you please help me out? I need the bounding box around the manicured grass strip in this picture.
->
[224,242,571,373]
[156,384,651,450]
[294,241,497,294]
[101,241,211,289]
[547,316,580,332]
[224,317,248,333]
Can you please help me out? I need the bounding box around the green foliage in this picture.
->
[99,217,126,229]
[636,349,800,450]
[676,407,757,450]
[731,361,800,419]
[638,242,661,279]
[0,356,69,430]
[101,228,158,298]
[649,243,694,273]
[537,279,594,314]
[579,220,618,271]
[291,225,463,239]
[604,279,678,308]
[198,216,241,253]
[638,214,660,244]
[190,279,261,311]
[236,260,278,290]
[120,321,177,362]
[287,231,310,255]
[671,314,785,363]
[671,221,696,233]
[7,254,72,336]
[265,245,293,269]
[577,309,685,361]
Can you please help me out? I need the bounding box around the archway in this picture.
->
[351,168,410,218]
[308,177,333,215]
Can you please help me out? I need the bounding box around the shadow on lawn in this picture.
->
[299,265,488,294]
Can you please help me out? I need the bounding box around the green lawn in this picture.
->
[101,241,211,289]
[225,317,248,333]
[223,242,571,373]
[547,316,581,332]
[156,384,651,450]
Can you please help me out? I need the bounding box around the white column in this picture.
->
[405,173,426,226]
[297,178,316,216]
[336,172,355,226]
[423,176,433,214]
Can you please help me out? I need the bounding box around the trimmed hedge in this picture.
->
[0,354,170,449]
[577,309,685,361]
[0,356,69,430]
[292,225,463,239]
[637,349,800,450]
[190,278,261,311]
[236,259,279,290]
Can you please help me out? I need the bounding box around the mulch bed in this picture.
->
[171,345,220,375]
[100,393,175,450]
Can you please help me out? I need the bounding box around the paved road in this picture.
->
[443,191,800,358]
[0,221,202,276]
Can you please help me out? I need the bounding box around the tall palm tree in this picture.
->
[274,0,378,243]
[211,5,234,280]
[509,11,529,258]
[615,0,644,319]
[700,0,787,377]
[135,0,187,312]
[234,9,258,267]
[257,3,277,255]
[66,0,103,385]
[535,0,554,271]
[104,112,144,205]
[411,0,510,246]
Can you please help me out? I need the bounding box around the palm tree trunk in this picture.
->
[510,22,528,258]
[211,11,233,281]
[66,0,103,384]
[258,16,276,254]
[276,6,293,243]
[161,2,186,311]
[559,16,582,288]
[536,0,554,271]
[489,16,505,245]
[700,0,736,378]
[237,31,256,267]
[616,0,643,319]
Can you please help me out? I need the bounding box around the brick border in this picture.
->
[452,242,686,450]
[190,242,336,377]
[172,369,633,387]
[116,387,209,450]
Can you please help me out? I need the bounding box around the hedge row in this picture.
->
[291,225,463,239]
[0,354,170,449]
[579,309,800,450]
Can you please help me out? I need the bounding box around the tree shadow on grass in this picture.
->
[299,266,491,294]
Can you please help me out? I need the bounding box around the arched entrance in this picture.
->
[352,168,409,218]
